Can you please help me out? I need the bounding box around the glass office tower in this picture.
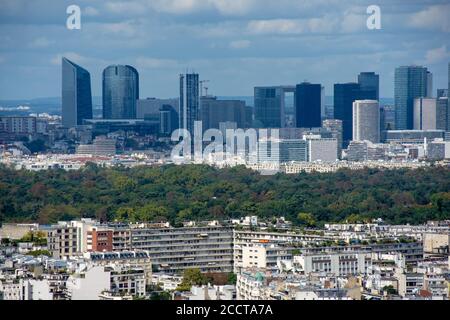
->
[334,83,375,146]
[295,82,322,128]
[61,57,93,128]
[103,65,139,119]
[179,73,200,136]
[358,72,380,101]
[394,66,428,130]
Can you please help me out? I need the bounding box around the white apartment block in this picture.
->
[233,229,331,272]
[295,252,372,276]
[242,244,291,271]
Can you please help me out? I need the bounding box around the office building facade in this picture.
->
[358,72,380,101]
[62,58,93,128]
[322,119,343,159]
[200,96,246,131]
[353,100,380,143]
[103,65,139,119]
[160,104,179,135]
[295,82,322,128]
[304,135,338,162]
[136,98,179,120]
[394,66,429,130]
[413,98,444,131]
[334,83,375,146]
[254,86,295,128]
[179,73,200,136]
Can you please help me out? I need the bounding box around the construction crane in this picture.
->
[200,80,210,97]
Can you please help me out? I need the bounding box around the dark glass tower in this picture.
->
[358,72,379,101]
[62,57,93,127]
[179,73,200,135]
[103,65,139,119]
[334,83,375,146]
[394,66,428,130]
[295,82,321,128]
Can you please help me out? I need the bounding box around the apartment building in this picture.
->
[87,229,113,252]
[423,233,450,256]
[65,265,146,300]
[397,272,424,297]
[236,270,266,300]
[233,229,332,272]
[300,242,423,266]
[128,225,234,274]
[47,222,79,259]
[0,116,36,134]
[86,251,152,282]
[110,267,146,298]
[242,244,292,271]
[295,252,372,276]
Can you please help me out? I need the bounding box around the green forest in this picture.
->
[0,164,449,226]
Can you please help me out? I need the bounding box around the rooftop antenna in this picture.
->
[200,80,210,97]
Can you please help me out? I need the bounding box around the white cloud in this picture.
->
[229,40,251,49]
[425,45,450,64]
[135,57,180,69]
[105,1,148,15]
[247,19,304,35]
[409,4,450,33]
[210,0,256,15]
[50,52,94,66]
[99,21,138,37]
[29,37,53,48]
[84,6,100,17]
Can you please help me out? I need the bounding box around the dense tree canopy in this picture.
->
[0,164,449,226]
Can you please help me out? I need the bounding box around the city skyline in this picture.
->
[0,0,450,100]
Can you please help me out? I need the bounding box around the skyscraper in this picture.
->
[295,82,322,128]
[380,105,396,131]
[436,97,448,131]
[334,83,374,146]
[437,89,448,98]
[61,57,92,128]
[413,98,439,130]
[427,71,433,98]
[352,100,380,143]
[394,66,429,130]
[322,119,343,158]
[103,65,139,119]
[358,72,379,101]
[200,96,246,132]
[159,104,179,135]
[179,73,200,135]
[254,86,294,128]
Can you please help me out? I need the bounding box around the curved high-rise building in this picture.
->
[103,65,139,119]
[62,57,93,127]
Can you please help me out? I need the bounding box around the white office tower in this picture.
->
[303,134,338,162]
[352,100,380,143]
[414,97,448,131]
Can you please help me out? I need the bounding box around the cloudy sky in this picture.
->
[0,0,449,100]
